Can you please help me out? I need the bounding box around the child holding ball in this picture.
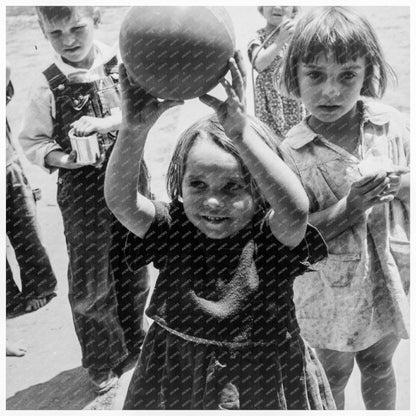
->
[104,52,335,410]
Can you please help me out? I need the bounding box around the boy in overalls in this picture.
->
[19,6,149,394]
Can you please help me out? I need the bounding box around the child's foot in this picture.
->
[6,342,27,357]
[113,349,141,377]
[25,292,56,312]
[6,298,25,318]
[88,369,119,395]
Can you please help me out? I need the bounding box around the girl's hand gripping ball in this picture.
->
[199,50,247,140]
[119,64,183,130]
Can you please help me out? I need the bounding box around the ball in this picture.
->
[119,6,235,100]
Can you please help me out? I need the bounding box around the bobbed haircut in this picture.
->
[36,6,100,25]
[281,6,395,99]
[166,114,281,212]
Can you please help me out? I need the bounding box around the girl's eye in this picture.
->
[341,71,357,81]
[189,180,206,190]
[306,71,322,81]
[73,26,86,32]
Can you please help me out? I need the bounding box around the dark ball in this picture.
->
[119,6,235,100]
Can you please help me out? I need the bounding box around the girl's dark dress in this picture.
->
[123,199,335,410]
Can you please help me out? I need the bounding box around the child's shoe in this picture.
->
[88,369,119,395]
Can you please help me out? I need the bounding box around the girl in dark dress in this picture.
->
[105,52,335,410]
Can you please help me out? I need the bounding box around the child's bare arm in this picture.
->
[237,125,309,248]
[45,149,85,169]
[251,18,295,72]
[105,124,155,238]
[70,113,122,137]
[200,52,309,248]
[105,64,183,238]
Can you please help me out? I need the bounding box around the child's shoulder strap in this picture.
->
[42,63,67,91]
[43,58,118,91]
[104,55,119,77]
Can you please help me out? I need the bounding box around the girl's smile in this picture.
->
[181,136,256,239]
[297,53,366,125]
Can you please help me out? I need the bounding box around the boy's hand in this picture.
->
[59,150,85,169]
[199,50,247,140]
[70,116,114,136]
[119,63,183,130]
[346,166,408,213]
[92,149,107,169]
[60,150,105,169]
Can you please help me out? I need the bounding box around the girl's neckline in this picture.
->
[198,221,254,247]
[306,103,363,156]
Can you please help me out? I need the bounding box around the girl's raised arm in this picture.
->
[104,64,183,238]
[250,17,295,72]
[200,52,309,248]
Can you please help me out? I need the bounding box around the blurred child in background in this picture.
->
[248,6,305,139]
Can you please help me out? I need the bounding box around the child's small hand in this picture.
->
[346,165,408,212]
[70,116,108,136]
[60,150,85,170]
[119,63,183,130]
[382,166,409,198]
[275,16,296,45]
[347,170,389,212]
[199,50,247,140]
[92,149,106,169]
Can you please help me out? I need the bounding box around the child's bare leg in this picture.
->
[315,348,355,409]
[355,334,400,410]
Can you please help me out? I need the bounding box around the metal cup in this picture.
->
[69,128,101,165]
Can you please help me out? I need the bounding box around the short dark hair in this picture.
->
[281,6,395,98]
[36,6,99,25]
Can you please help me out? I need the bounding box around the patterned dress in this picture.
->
[248,27,306,139]
[280,100,410,352]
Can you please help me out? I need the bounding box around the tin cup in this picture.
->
[69,128,101,165]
